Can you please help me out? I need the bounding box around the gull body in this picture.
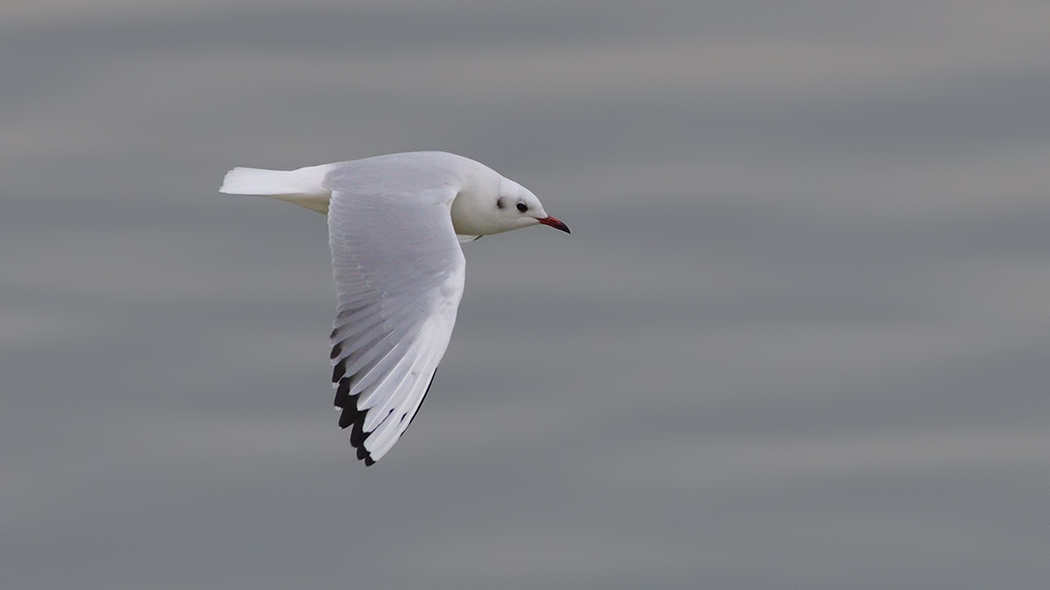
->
[220,151,568,464]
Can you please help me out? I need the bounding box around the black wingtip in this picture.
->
[333,358,349,383]
[334,375,377,465]
[332,361,438,467]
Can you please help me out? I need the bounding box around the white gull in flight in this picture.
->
[220,151,569,465]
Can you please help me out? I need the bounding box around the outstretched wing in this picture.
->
[327,179,465,465]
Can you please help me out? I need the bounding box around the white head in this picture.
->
[450,170,570,237]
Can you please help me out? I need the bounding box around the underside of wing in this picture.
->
[327,183,465,464]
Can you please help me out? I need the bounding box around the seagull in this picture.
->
[220,152,569,465]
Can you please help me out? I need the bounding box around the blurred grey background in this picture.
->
[2,1,1048,588]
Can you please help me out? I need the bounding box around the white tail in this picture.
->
[219,163,337,215]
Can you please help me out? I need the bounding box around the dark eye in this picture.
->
[516,202,528,213]
[496,197,506,210]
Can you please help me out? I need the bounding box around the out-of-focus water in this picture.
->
[2,2,1048,588]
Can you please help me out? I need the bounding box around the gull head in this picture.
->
[450,171,569,237]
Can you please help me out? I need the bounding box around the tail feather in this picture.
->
[219,163,336,214]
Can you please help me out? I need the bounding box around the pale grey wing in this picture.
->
[328,186,465,465]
